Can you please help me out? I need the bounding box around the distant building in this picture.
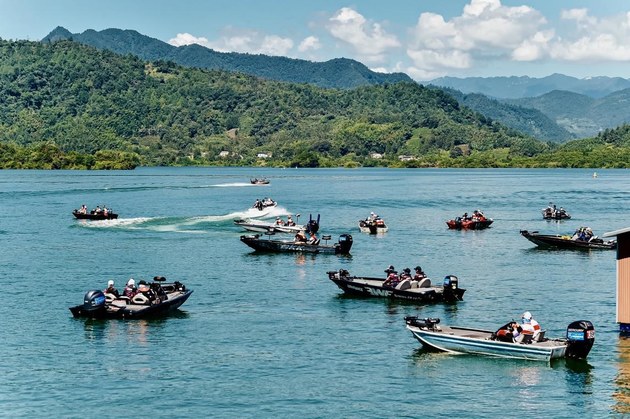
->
[219,151,230,158]
[398,155,416,161]
[370,153,384,159]
[257,153,271,159]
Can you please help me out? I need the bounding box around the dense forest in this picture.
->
[2,39,630,169]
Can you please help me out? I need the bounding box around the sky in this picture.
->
[3,0,630,81]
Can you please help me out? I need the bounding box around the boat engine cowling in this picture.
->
[405,316,440,330]
[565,320,595,359]
[337,234,353,254]
[82,290,106,311]
[443,275,459,290]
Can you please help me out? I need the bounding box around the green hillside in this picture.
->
[3,38,630,169]
[42,26,412,89]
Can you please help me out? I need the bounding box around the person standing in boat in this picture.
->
[103,280,120,298]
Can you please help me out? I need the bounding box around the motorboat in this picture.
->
[520,229,616,250]
[446,218,493,230]
[542,204,571,220]
[358,217,388,234]
[405,317,595,361]
[327,269,464,303]
[251,178,270,185]
[252,198,277,211]
[234,214,319,235]
[72,209,118,220]
[240,233,353,255]
[69,277,193,319]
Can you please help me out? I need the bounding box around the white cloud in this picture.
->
[298,36,321,52]
[168,33,211,47]
[407,0,548,73]
[327,7,400,63]
[169,30,293,56]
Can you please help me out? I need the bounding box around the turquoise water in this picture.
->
[0,167,629,417]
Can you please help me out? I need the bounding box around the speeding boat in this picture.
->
[405,317,595,361]
[69,277,193,319]
[520,229,616,250]
[358,217,388,234]
[327,269,464,303]
[542,204,571,220]
[446,218,493,230]
[252,198,277,211]
[240,233,353,255]
[72,209,118,220]
[234,214,319,235]
[251,178,270,185]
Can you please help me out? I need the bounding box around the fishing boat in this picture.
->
[520,229,616,250]
[542,203,571,220]
[446,218,493,230]
[240,233,353,255]
[250,178,270,185]
[358,214,388,234]
[69,277,193,319]
[252,198,277,211]
[234,214,318,235]
[405,317,595,361]
[327,269,464,302]
[72,209,118,220]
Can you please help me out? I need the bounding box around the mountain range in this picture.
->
[42,26,412,89]
[430,74,630,99]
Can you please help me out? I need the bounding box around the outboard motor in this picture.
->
[337,234,353,254]
[443,275,459,290]
[82,290,106,313]
[565,320,595,359]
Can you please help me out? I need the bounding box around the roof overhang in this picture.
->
[603,227,630,238]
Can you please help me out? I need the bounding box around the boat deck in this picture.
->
[423,325,564,348]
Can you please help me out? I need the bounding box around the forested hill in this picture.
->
[0,39,548,168]
[41,26,412,89]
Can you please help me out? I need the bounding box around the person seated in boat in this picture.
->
[461,212,470,221]
[400,268,412,281]
[472,210,486,221]
[78,204,88,214]
[521,311,542,341]
[137,280,156,302]
[413,266,427,281]
[275,217,285,226]
[382,267,400,288]
[123,278,137,298]
[286,215,296,226]
[103,279,120,298]
[295,231,307,243]
[93,206,101,214]
[103,207,109,217]
[369,212,379,222]
[308,232,319,245]
[253,199,263,210]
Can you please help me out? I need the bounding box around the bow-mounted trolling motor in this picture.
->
[405,316,441,331]
[565,320,595,359]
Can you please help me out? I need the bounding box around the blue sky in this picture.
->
[3,0,630,80]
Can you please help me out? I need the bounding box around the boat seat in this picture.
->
[410,280,419,288]
[132,293,151,305]
[519,334,533,344]
[417,278,431,288]
[104,293,117,303]
[534,330,546,342]
[395,279,411,290]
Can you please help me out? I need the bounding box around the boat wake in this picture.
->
[76,206,291,233]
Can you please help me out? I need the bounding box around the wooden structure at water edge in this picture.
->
[604,227,630,333]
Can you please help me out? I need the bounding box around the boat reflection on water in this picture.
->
[78,312,190,343]
[614,336,630,414]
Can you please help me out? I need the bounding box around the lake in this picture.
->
[0,167,629,417]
